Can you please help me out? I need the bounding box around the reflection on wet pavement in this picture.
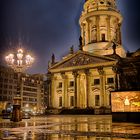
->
[0,115,140,140]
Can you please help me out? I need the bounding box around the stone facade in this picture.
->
[80,0,125,57]
[47,0,140,112]
[47,51,118,110]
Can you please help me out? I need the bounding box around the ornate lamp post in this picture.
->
[5,48,34,122]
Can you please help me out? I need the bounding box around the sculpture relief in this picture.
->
[57,53,109,68]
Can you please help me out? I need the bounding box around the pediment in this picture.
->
[50,51,116,70]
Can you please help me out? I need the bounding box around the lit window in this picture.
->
[9,91,12,95]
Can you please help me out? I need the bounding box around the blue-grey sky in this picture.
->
[0,0,140,74]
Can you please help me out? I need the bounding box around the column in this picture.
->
[81,23,85,46]
[97,66,104,106]
[51,75,56,107]
[96,16,100,42]
[77,74,81,108]
[118,23,122,44]
[85,19,90,44]
[112,65,120,90]
[61,73,68,108]
[47,72,52,108]
[84,69,90,108]
[88,19,92,43]
[72,71,78,108]
[107,16,111,41]
[48,80,51,108]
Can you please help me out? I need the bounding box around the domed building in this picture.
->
[46,0,140,114]
[80,0,126,57]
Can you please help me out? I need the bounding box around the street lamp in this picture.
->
[5,49,34,72]
[5,48,34,122]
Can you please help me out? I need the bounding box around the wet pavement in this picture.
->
[0,115,140,140]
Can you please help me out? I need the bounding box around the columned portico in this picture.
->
[48,51,117,110]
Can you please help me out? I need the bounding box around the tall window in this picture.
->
[94,79,100,85]
[95,95,100,106]
[58,82,62,88]
[101,34,105,42]
[69,81,74,87]
[59,97,62,107]
[109,93,111,105]
[70,96,74,106]
[107,78,114,84]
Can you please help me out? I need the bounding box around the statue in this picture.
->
[79,36,83,51]
[51,53,55,65]
[79,36,82,46]
[124,96,130,106]
[70,45,74,54]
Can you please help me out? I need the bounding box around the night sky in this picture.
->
[0,0,140,74]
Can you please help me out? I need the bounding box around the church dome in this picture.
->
[83,0,117,13]
[79,0,126,58]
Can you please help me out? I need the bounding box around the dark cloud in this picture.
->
[0,0,140,73]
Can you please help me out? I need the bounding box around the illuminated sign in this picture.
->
[111,91,140,112]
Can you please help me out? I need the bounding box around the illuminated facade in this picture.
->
[0,66,17,102]
[80,0,126,57]
[21,73,45,114]
[47,0,140,112]
[0,65,45,113]
[48,53,117,110]
[0,65,17,112]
